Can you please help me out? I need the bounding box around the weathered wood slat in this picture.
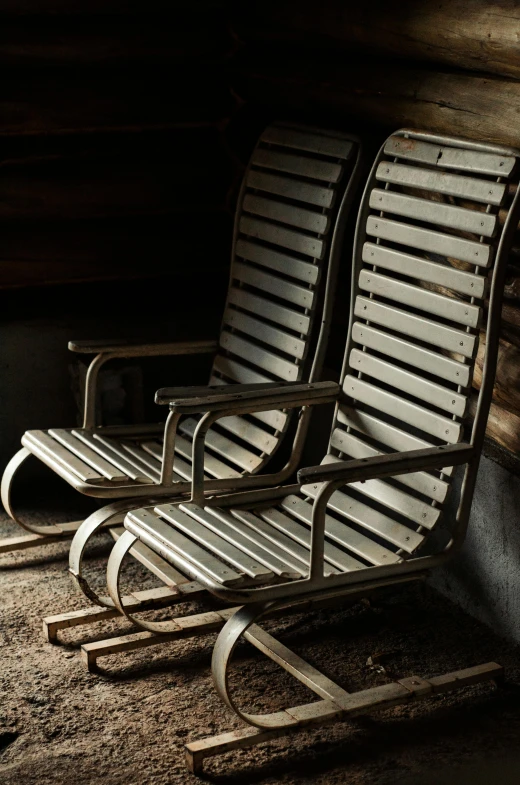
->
[366,216,492,267]
[239,216,325,260]
[233,261,315,308]
[349,348,468,417]
[236,239,320,284]
[252,148,343,183]
[330,428,449,502]
[243,195,329,234]
[363,243,487,299]
[344,376,462,443]
[227,287,311,335]
[359,272,482,329]
[369,189,497,239]
[384,136,515,177]
[351,322,472,387]
[247,171,335,209]
[223,309,307,359]
[354,297,478,358]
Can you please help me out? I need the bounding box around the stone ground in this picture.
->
[1,483,520,785]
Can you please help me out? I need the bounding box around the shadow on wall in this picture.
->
[431,454,520,646]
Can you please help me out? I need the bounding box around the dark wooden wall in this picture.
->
[1,1,239,290]
[3,0,520,466]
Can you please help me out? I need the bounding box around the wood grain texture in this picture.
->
[233,53,520,149]
[234,0,520,79]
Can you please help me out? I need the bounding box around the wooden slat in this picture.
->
[72,430,150,482]
[344,376,462,442]
[362,242,487,298]
[220,330,300,382]
[369,188,497,238]
[236,239,319,284]
[258,506,365,571]
[366,216,491,267]
[359,271,482,328]
[384,136,516,177]
[92,435,159,482]
[280,495,401,566]
[330,428,450,502]
[227,287,311,334]
[48,429,127,481]
[246,170,335,209]
[336,405,454,477]
[349,349,468,417]
[223,309,307,359]
[354,297,477,358]
[233,261,315,309]
[179,418,263,472]
[261,126,354,159]
[240,216,325,260]
[230,508,338,575]
[127,509,244,587]
[302,478,426,552]
[24,430,104,483]
[166,504,300,579]
[352,322,471,387]
[121,442,162,482]
[252,149,343,183]
[218,415,278,454]
[321,454,440,529]
[243,194,329,234]
[375,162,506,206]
[188,505,304,577]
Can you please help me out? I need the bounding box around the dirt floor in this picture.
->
[1,485,520,785]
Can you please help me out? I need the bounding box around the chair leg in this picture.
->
[0,448,83,553]
[187,606,505,776]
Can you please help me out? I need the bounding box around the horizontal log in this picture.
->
[233,54,520,149]
[0,130,233,220]
[470,395,520,456]
[0,212,232,289]
[474,334,520,416]
[0,1,225,12]
[234,0,520,80]
[1,70,234,136]
[0,13,233,67]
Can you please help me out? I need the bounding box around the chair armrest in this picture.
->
[298,443,475,486]
[68,338,219,358]
[155,380,340,413]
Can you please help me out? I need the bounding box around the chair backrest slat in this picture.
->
[314,128,520,562]
[207,123,360,476]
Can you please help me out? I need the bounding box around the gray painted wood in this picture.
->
[376,162,506,205]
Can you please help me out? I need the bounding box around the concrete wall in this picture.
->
[432,455,520,645]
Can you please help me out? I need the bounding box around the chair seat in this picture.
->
[22,420,243,492]
[125,478,416,591]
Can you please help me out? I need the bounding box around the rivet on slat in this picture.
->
[452,400,456,405]
[422,513,427,518]
[445,430,449,435]
[500,162,504,167]
[460,342,464,346]
[433,486,437,491]
[363,306,367,310]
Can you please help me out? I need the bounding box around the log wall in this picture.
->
[4,0,520,466]
[0,1,238,290]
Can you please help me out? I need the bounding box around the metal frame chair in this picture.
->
[0,123,363,559]
[107,129,520,773]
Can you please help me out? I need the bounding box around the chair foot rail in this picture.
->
[186,661,504,775]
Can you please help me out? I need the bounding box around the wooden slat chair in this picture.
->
[109,130,520,774]
[0,123,363,559]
